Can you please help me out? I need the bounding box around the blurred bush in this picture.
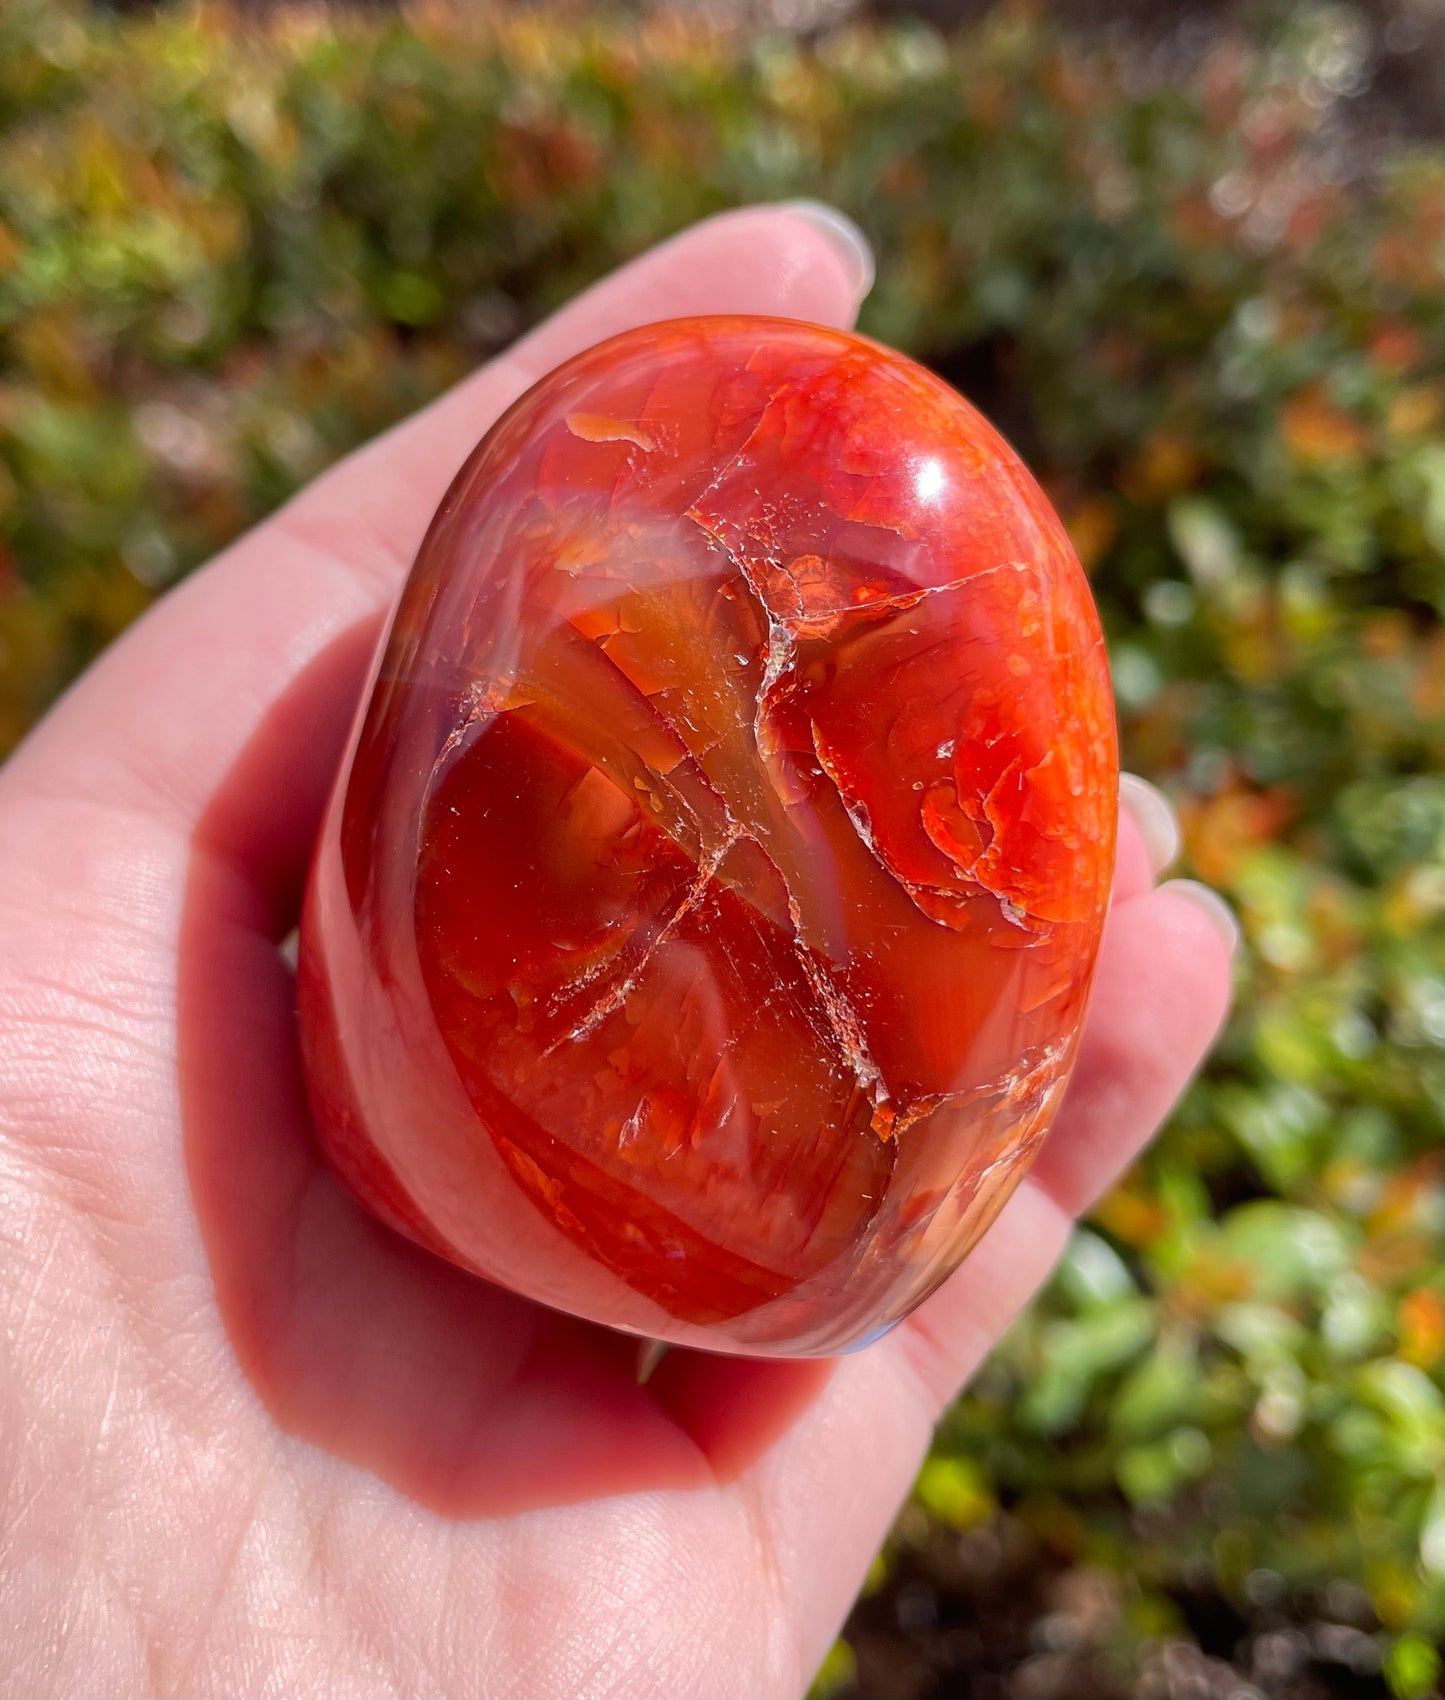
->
[0,1,1439,1694]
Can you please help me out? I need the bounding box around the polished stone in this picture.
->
[298,317,1118,1355]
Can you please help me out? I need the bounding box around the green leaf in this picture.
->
[1111,1329,1202,1441]
[1167,496,1242,590]
[1219,1203,1351,1303]
[1385,1633,1441,1700]
[1019,1298,1158,1435]
[913,1456,994,1530]
[1057,1228,1137,1311]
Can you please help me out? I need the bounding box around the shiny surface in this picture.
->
[298,317,1118,1355]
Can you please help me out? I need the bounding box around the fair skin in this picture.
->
[0,208,1233,1699]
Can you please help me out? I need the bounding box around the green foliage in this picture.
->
[0,0,1440,1687]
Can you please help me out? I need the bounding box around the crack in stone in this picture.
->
[685,511,903,1137]
[680,461,1050,1140]
[546,832,739,1052]
[778,560,1034,631]
[811,700,1055,941]
[807,715,997,940]
[893,1037,1067,1135]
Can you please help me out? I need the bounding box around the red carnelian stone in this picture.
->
[298,316,1118,1356]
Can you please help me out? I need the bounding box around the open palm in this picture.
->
[0,207,1233,1700]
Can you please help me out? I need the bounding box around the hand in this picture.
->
[0,206,1234,1699]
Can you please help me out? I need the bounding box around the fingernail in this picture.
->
[1159,878,1240,958]
[1119,772,1181,878]
[775,199,875,299]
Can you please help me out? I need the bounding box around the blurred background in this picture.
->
[0,1,1440,1695]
